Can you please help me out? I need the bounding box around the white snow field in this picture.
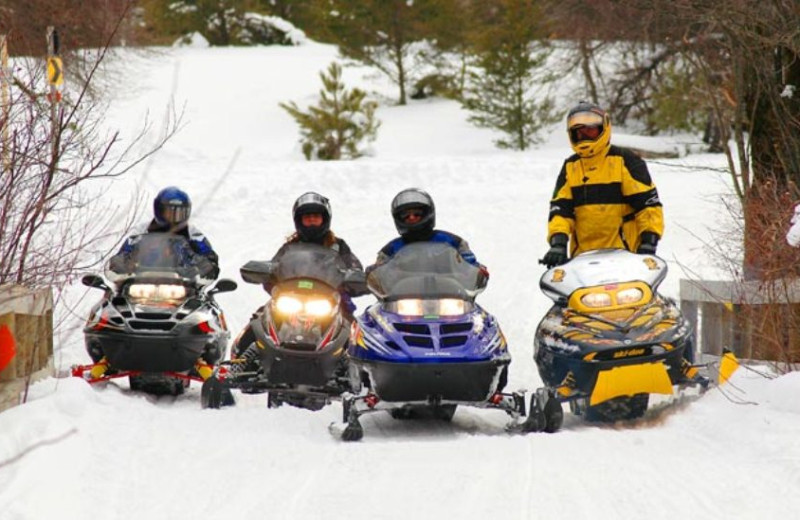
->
[1,42,799,520]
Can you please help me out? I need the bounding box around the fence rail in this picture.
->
[680,278,800,363]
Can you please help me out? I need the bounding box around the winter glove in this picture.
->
[636,231,660,255]
[542,233,569,268]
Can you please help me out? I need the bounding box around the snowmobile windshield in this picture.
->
[106,233,204,282]
[367,242,481,301]
[271,243,347,289]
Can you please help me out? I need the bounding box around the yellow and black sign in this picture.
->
[47,56,63,86]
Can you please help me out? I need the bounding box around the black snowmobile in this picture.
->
[74,233,237,395]
[201,242,366,410]
[532,248,738,426]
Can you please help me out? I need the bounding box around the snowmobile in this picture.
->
[73,233,237,395]
[336,242,531,442]
[532,248,739,427]
[200,243,367,411]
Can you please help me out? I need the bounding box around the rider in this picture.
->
[232,192,365,362]
[271,192,363,272]
[108,186,220,282]
[371,188,488,277]
[542,101,664,268]
[92,186,220,379]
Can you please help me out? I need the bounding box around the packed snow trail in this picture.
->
[1,44,798,520]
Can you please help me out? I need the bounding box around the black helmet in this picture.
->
[391,188,435,239]
[153,186,191,227]
[292,191,332,242]
[566,101,611,158]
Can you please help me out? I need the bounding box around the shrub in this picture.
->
[280,62,380,160]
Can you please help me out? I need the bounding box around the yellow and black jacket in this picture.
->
[548,145,664,256]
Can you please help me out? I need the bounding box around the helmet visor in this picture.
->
[392,190,431,211]
[162,205,190,225]
[399,208,427,223]
[568,111,605,144]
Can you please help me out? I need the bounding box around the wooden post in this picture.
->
[1,33,9,176]
[46,26,59,163]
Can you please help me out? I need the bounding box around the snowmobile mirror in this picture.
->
[208,278,238,294]
[81,274,109,291]
[476,271,488,291]
[343,269,368,296]
[240,260,277,285]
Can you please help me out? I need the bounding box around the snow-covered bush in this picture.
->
[280,62,380,161]
[158,1,305,47]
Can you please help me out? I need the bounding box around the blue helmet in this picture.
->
[153,186,191,227]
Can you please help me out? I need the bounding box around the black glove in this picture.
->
[636,231,659,255]
[542,233,569,268]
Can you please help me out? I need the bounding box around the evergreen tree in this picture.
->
[462,0,555,150]
[312,0,455,105]
[280,62,380,160]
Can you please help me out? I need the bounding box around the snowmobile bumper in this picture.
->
[84,330,211,373]
[359,357,509,402]
[589,362,673,405]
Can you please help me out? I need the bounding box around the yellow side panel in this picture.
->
[590,362,673,405]
[718,351,739,385]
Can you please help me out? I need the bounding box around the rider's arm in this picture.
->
[336,239,364,271]
[620,149,664,251]
[548,161,575,247]
[188,228,220,280]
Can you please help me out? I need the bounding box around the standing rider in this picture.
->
[542,102,664,268]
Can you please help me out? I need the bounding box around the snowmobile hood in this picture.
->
[540,249,667,305]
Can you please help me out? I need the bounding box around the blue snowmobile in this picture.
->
[338,242,531,441]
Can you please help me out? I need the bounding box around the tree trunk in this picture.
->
[743,46,800,280]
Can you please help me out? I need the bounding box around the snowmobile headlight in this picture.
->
[439,299,466,316]
[616,287,644,305]
[275,296,303,314]
[395,299,424,316]
[156,284,186,300]
[128,283,186,302]
[580,292,613,308]
[305,299,333,316]
[129,283,157,299]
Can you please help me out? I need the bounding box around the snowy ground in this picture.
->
[1,43,799,520]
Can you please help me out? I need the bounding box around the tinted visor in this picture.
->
[162,204,190,225]
[568,111,605,143]
[570,125,602,142]
[399,207,427,222]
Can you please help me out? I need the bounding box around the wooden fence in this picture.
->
[0,285,54,412]
[680,278,800,363]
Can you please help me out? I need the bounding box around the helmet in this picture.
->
[153,186,191,227]
[292,191,332,242]
[567,101,611,158]
[391,188,435,239]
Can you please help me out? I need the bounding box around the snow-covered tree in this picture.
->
[280,62,380,160]
[143,0,304,46]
